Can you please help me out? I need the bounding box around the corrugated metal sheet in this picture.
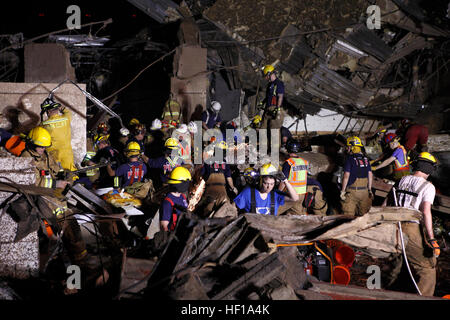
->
[344,25,393,62]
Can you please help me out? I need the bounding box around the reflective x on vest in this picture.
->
[287,158,308,194]
[394,146,410,171]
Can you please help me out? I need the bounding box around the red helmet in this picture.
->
[384,133,397,144]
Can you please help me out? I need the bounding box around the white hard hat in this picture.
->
[177,124,188,134]
[119,127,130,136]
[188,121,198,134]
[151,118,162,130]
[211,101,221,111]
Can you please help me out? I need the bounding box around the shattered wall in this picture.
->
[0,82,87,166]
[0,157,39,279]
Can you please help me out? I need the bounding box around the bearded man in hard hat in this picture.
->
[340,136,373,216]
[40,97,77,171]
[382,152,440,296]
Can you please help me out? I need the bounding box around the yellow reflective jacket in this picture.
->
[41,108,77,171]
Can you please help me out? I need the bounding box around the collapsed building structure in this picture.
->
[0,0,449,300]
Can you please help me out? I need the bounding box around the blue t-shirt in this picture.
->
[160,192,188,230]
[202,109,222,129]
[266,78,285,107]
[234,187,285,216]
[392,147,407,166]
[115,161,147,188]
[147,156,184,183]
[344,154,371,186]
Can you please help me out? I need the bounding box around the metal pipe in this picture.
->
[343,116,352,134]
[333,116,345,134]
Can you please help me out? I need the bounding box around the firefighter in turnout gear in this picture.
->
[260,64,284,150]
[340,136,373,216]
[278,139,309,215]
[146,137,184,188]
[159,166,191,232]
[161,98,182,133]
[372,133,410,182]
[113,141,147,190]
[21,127,89,265]
[383,152,440,296]
[199,141,237,217]
[40,97,77,171]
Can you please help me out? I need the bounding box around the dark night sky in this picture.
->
[0,1,155,42]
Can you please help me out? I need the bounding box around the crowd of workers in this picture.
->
[0,64,442,296]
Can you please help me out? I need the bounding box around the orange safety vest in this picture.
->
[286,157,308,195]
[393,145,410,171]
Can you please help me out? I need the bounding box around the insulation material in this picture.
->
[0,157,39,279]
[0,82,87,166]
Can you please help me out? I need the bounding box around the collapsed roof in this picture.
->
[128,0,450,120]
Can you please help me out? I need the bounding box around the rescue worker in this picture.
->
[278,139,309,215]
[146,137,184,188]
[202,101,222,130]
[372,133,410,182]
[242,167,260,189]
[21,127,90,268]
[304,176,328,216]
[280,126,293,153]
[382,152,440,296]
[40,97,77,171]
[261,64,284,150]
[83,122,110,185]
[199,141,238,217]
[340,136,373,216]
[112,141,147,190]
[397,119,429,161]
[1,128,26,156]
[127,122,149,163]
[234,163,299,215]
[86,135,120,189]
[161,98,182,133]
[159,166,191,232]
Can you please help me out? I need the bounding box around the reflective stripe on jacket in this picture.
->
[286,157,308,195]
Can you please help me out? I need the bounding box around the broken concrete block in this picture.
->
[0,157,39,279]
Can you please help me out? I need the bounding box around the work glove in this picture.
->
[368,190,374,200]
[370,159,377,165]
[275,172,287,182]
[371,165,378,171]
[428,239,440,258]
[340,191,347,201]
